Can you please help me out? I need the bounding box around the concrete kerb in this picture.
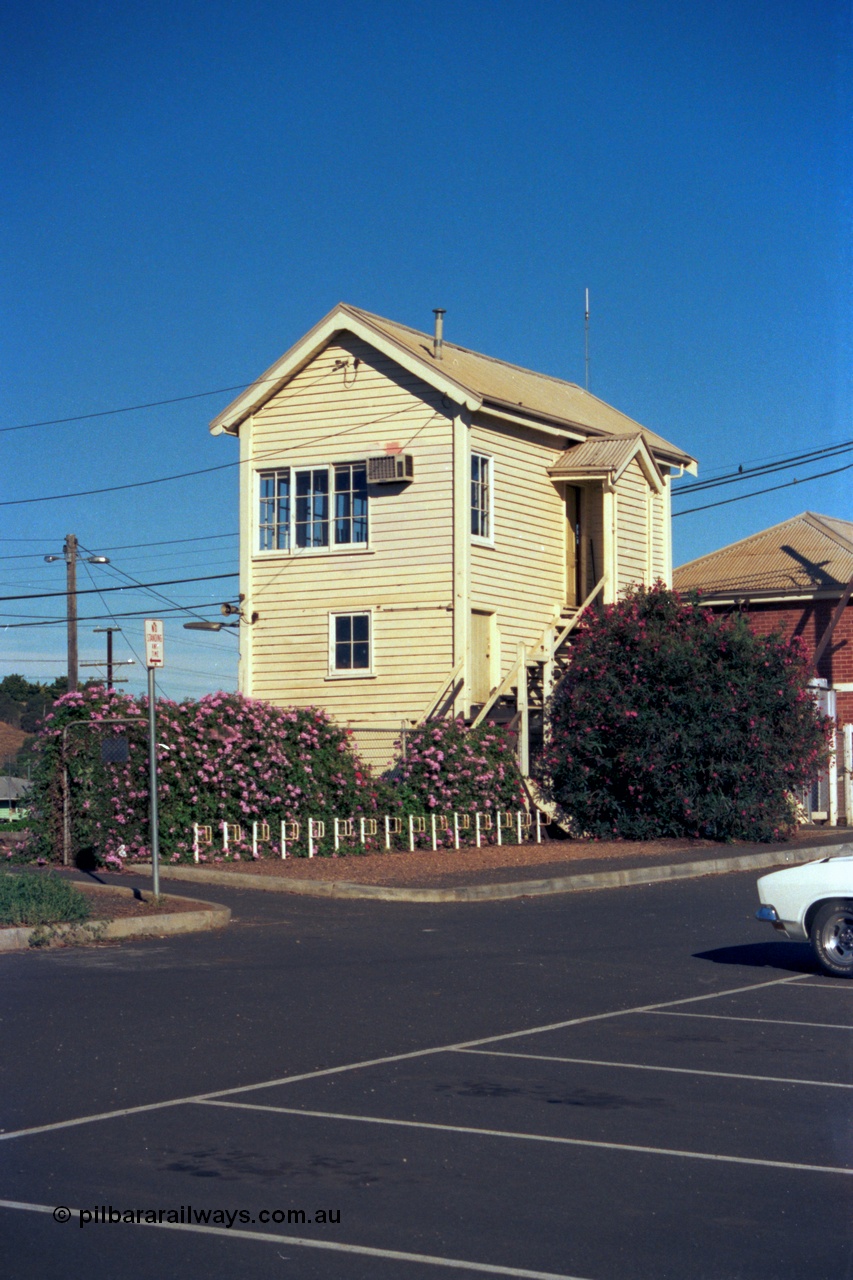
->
[135,842,853,904]
[0,884,230,953]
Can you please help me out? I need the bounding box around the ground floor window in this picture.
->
[330,612,372,674]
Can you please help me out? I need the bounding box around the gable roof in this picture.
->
[673,512,853,598]
[548,433,665,492]
[209,303,697,472]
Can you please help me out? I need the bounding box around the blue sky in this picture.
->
[2,0,850,699]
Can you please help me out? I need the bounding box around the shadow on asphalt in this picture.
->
[693,941,816,974]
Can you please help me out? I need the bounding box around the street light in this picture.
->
[183,621,239,632]
[183,597,258,633]
[44,535,110,692]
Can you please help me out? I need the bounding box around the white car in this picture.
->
[756,854,853,978]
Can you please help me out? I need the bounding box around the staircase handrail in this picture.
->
[547,577,605,657]
[471,576,605,729]
[471,618,559,729]
[419,656,465,723]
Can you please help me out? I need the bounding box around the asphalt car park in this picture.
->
[2,870,851,1279]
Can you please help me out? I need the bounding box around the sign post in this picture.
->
[144,620,164,895]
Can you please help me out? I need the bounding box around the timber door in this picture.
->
[470,611,496,705]
[566,486,582,607]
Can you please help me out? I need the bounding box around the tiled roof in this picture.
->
[673,512,853,596]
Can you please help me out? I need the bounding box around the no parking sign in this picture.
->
[144,619,164,668]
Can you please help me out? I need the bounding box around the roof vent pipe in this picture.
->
[432,309,446,360]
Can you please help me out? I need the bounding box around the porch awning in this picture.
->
[548,433,664,492]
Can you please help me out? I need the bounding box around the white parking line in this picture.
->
[198,1100,853,1177]
[0,1200,589,1280]
[0,974,806,1143]
[454,1048,853,1089]
[643,1011,853,1031]
[793,979,853,990]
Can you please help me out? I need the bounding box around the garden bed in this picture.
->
[75,882,210,919]
[127,825,852,890]
[0,873,230,951]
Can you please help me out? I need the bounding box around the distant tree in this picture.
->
[0,674,40,703]
[0,674,78,735]
[534,584,831,842]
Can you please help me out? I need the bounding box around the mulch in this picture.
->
[75,884,207,919]
[130,825,852,890]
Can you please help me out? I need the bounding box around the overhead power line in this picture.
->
[0,532,238,564]
[79,542,218,627]
[0,401,434,509]
[0,571,238,604]
[672,460,853,518]
[1,602,238,630]
[0,348,345,435]
[0,384,255,433]
[0,458,240,508]
[673,440,853,497]
[93,532,238,553]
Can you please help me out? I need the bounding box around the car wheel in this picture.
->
[809,901,853,979]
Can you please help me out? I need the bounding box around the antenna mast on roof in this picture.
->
[584,288,590,391]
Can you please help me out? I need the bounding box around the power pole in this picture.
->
[65,534,78,693]
[45,539,110,695]
[94,626,120,688]
[83,628,134,689]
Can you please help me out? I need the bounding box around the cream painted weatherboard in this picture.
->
[470,419,566,686]
[213,303,695,737]
[615,456,654,593]
[242,336,454,728]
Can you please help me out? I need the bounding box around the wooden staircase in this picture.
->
[469,577,605,774]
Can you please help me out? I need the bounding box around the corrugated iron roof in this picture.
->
[674,512,853,596]
[346,307,694,466]
[549,435,644,475]
[0,777,31,802]
[210,302,697,470]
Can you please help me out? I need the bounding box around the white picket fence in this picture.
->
[191,809,548,863]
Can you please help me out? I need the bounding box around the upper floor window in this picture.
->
[259,470,291,551]
[471,453,492,541]
[295,467,330,548]
[258,463,368,553]
[334,463,369,545]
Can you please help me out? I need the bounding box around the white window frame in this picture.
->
[471,452,494,546]
[255,462,370,556]
[257,467,292,552]
[328,610,374,679]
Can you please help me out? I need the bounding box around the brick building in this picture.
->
[674,512,853,822]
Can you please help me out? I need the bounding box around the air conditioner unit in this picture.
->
[367,454,414,484]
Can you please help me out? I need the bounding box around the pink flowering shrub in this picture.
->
[27,687,375,864]
[387,718,526,842]
[534,584,831,842]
